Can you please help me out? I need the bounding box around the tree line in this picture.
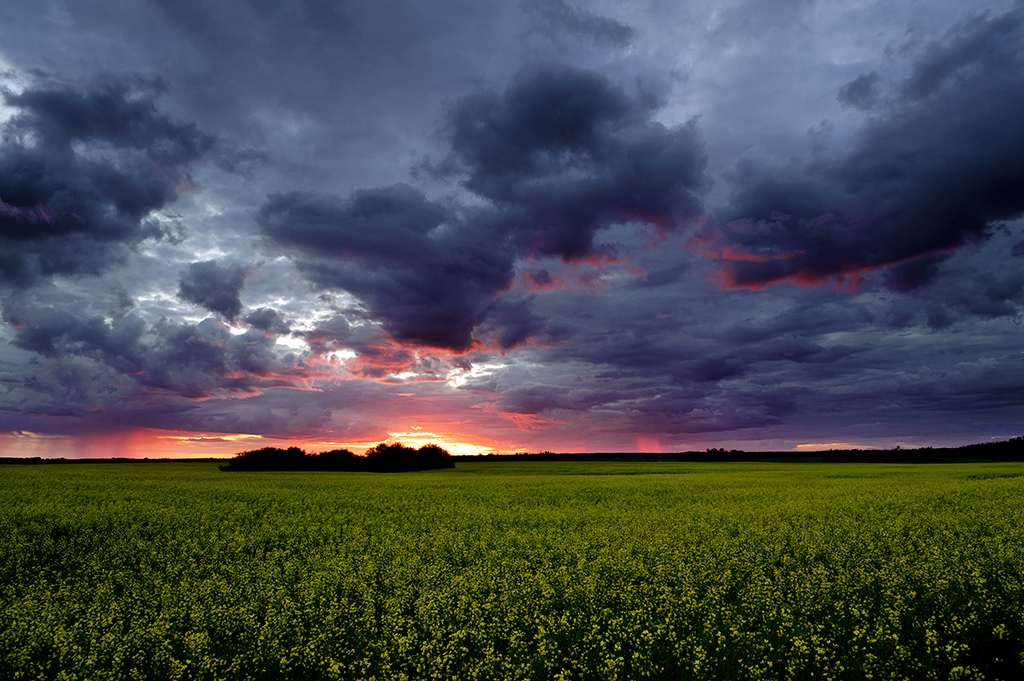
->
[219,442,454,472]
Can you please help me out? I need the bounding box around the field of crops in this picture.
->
[2,460,1023,680]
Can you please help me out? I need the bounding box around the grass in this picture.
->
[2,460,1023,680]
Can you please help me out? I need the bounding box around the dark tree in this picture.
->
[220,446,310,471]
[363,442,455,472]
[220,443,454,472]
[312,448,359,471]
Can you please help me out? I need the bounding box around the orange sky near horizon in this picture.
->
[0,427,512,459]
[0,427,966,459]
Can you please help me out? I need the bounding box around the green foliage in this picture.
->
[2,461,1024,679]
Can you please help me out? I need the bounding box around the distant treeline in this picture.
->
[219,442,455,472]
[467,436,1024,463]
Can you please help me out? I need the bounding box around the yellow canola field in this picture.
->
[1,460,1022,680]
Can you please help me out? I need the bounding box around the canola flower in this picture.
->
[1,460,1022,680]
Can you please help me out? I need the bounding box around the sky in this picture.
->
[1,0,1023,458]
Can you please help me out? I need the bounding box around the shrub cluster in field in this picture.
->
[2,461,1023,680]
[219,442,455,472]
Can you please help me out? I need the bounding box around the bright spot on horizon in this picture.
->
[385,431,493,456]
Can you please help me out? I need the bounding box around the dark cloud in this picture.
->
[523,0,637,47]
[900,8,1022,100]
[294,314,473,380]
[460,265,1013,444]
[261,184,447,260]
[469,349,806,437]
[713,5,1024,292]
[141,318,301,397]
[5,302,310,407]
[260,185,516,351]
[262,65,708,351]
[498,381,617,415]
[444,271,892,439]
[108,284,136,320]
[902,264,1024,326]
[836,71,880,110]
[0,75,214,287]
[476,296,553,350]
[628,263,690,289]
[244,307,291,334]
[881,254,952,293]
[445,65,707,260]
[178,260,248,321]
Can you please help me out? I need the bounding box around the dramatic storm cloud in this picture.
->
[0,76,212,286]
[0,0,1021,457]
[259,65,706,350]
[178,260,249,321]
[710,6,1024,291]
